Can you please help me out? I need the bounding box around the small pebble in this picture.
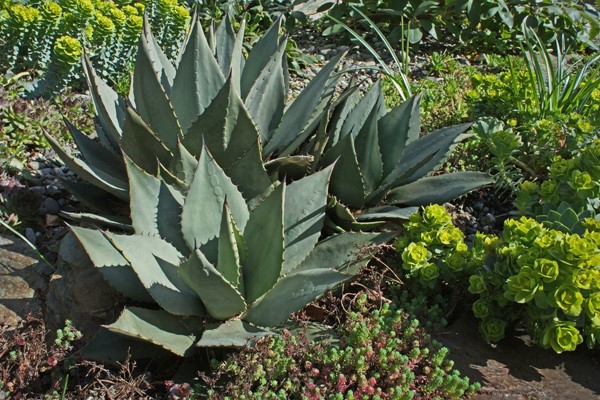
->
[25,228,37,245]
[42,197,60,214]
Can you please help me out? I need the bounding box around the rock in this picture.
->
[45,232,124,335]
[42,197,60,214]
[29,186,46,197]
[438,312,600,399]
[481,213,496,227]
[0,234,52,329]
[45,184,62,197]
[25,228,37,245]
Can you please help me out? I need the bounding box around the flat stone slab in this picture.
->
[437,313,600,399]
[0,234,52,328]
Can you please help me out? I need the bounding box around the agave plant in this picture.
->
[46,13,342,225]
[73,147,389,359]
[48,13,490,233]
[299,82,492,231]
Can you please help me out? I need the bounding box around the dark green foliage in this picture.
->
[320,0,600,52]
[203,299,480,399]
[0,0,190,96]
[0,72,94,162]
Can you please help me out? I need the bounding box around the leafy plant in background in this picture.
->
[465,42,599,178]
[318,0,600,53]
[0,71,94,163]
[202,299,480,399]
[326,4,411,101]
[515,28,600,121]
[0,0,190,95]
[515,139,600,218]
[47,13,491,232]
[468,217,600,353]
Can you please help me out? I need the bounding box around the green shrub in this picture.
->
[394,205,482,292]
[468,217,600,353]
[0,0,190,95]
[204,299,480,399]
[0,72,94,162]
[320,0,600,53]
[515,140,600,217]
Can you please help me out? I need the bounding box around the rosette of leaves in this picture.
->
[468,216,600,352]
[74,148,389,361]
[46,13,342,226]
[297,82,492,232]
[47,12,490,231]
[515,140,600,219]
[394,204,479,290]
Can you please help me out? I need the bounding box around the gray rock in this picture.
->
[29,186,46,196]
[45,184,62,197]
[42,197,60,214]
[45,232,124,335]
[0,234,52,329]
[39,167,55,177]
[25,228,37,245]
[481,213,496,226]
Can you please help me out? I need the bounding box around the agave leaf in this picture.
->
[142,15,176,92]
[280,72,342,157]
[378,94,421,177]
[244,268,348,327]
[214,14,237,75]
[181,147,249,252]
[70,226,150,302]
[241,18,283,98]
[328,87,360,147]
[169,143,199,184]
[229,19,246,95]
[265,155,315,181]
[159,164,189,193]
[121,104,173,174]
[172,15,225,133]
[45,133,128,200]
[133,22,182,150]
[321,135,366,208]
[81,55,124,149]
[81,329,173,365]
[179,249,246,320]
[64,119,124,179]
[339,80,384,141]
[243,183,285,304]
[217,202,243,291]
[125,156,187,253]
[355,205,419,220]
[62,211,131,231]
[384,171,492,206]
[105,233,205,316]
[59,179,125,215]
[292,232,394,274]
[184,79,272,200]
[282,166,333,274]
[105,307,201,357]
[354,88,384,193]
[264,52,345,156]
[370,124,472,204]
[245,38,287,142]
[197,320,272,348]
